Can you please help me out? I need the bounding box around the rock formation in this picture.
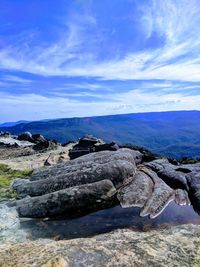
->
[11,146,199,219]
[69,134,119,159]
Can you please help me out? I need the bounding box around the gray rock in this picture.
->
[146,158,189,190]
[0,224,199,267]
[29,148,138,181]
[10,148,199,219]
[117,169,154,208]
[18,132,35,143]
[187,172,200,214]
[13,159,136,196]
[0,131,10,137]
[138,166,175,219]
[0,136,34,148]
[0,204,29,243]
[15,179,117,218]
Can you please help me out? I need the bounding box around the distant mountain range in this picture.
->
[0,110,200,159]
[0,120,30,127]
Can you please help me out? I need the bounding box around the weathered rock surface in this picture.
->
[136,166,175,218]
[0,204,28,243]
[146,158,189,190]
[1,135,200,267]
[69,134,119,159]
[0,136,33,148]
[146,159,200,214]
[0,132,58,158]
[11,147,200,219]
[117,170,154,209]
[0,132,197,221]
[13,159,135,197]
[15,179,117,218]
[28,148,140,182]
[187,172,200,214]
[17,132,35,143]
[0,224,199,267]
[0,131,10,137]
[11,149,142,218]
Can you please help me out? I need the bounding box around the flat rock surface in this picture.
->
[0,224,199,267]
[0,144,74,170]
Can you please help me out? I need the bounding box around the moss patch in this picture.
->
[0,163,32,200]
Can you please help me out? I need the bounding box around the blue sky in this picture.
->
[0,0,200,122]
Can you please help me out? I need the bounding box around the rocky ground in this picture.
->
[0,132,200,267]
[0,131,75,170]
[0,145,73,171]
[0,224,200,267]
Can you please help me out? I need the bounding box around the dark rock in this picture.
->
[15,179,117,218]
[32,134,46,143]
[69,148,91,160]
[12,159,136,197]
[78,135,103,146]
[69,135,120,160]
[44,154,57,166]
[146,159,189,190]
[0,131,10,137]
[29,149,139,182]
[33,140,57,151]
[18,132,35,143]
[117,168,154,209]
[137,166,175,218]
[175,167,192,173]
[11,148,200,219]
[120,144,157,162]
[187,172,200,214]
[95,142,119,152]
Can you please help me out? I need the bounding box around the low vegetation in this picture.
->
[0,164,32,200]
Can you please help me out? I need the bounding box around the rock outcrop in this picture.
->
[1,135,200,267]
[0,132,62,167]
[0,224,199,267]
[69,134,119,159]
[11,147,199,219]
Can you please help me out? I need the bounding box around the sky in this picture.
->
[0,0,200,123]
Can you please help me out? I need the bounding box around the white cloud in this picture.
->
[0,0,200,83]
[2,75,32,84]
[0,0,200,122]
[0,89,200,123]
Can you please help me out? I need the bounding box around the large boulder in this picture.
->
[15,179,117,218]
[0,131,10,137]
[18,132,35,143]
[69,135,119,160]
[12,159,136,197]
[17,132,58,151]
[33,140,58,151]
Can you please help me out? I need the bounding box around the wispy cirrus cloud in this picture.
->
[0,0,200,81]
[0,0,200,121]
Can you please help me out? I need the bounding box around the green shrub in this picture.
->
[0,164,32,200]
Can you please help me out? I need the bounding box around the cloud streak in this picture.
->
[0,0,200,121]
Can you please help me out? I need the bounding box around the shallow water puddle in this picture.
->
[20,201,200,240]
